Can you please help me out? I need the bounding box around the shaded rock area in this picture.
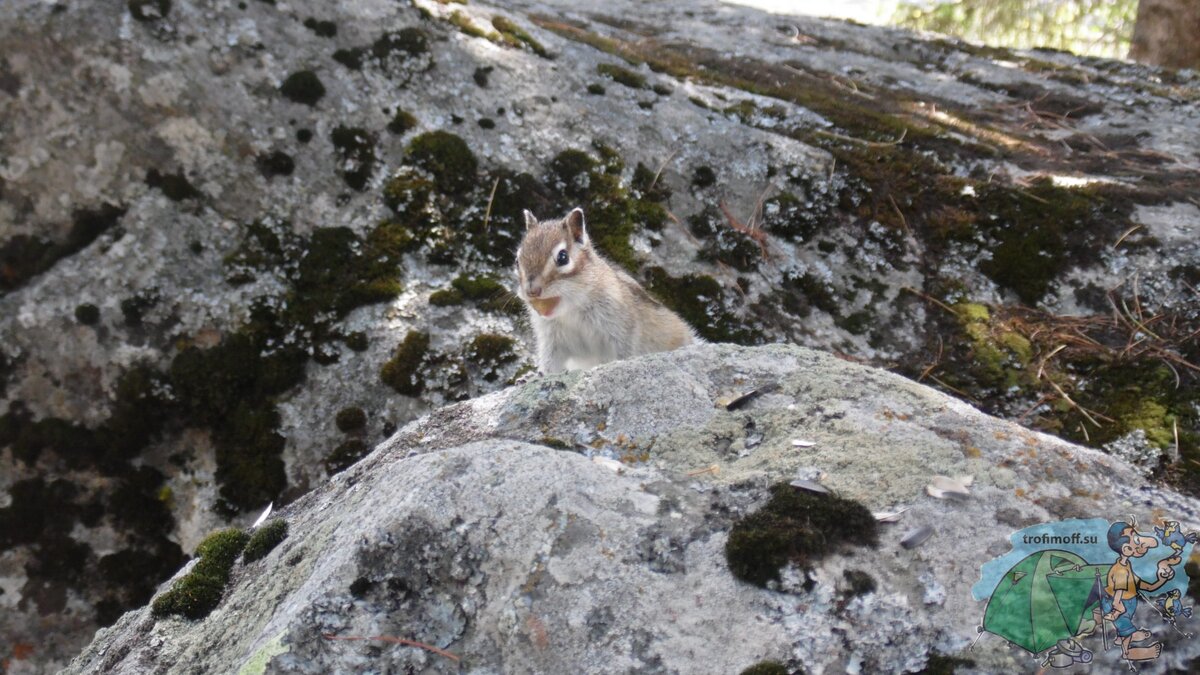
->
[65,344,1200,674]
[0,0,1196,671]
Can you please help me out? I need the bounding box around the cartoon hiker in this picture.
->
[1101,521,1181,661]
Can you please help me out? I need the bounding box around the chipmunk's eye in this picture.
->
[555,249,569,266]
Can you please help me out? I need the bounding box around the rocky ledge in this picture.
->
[66,344,1200,674]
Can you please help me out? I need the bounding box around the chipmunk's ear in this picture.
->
[564,207,588,245]
[523,210,538,231]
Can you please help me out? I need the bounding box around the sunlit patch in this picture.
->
[1048,174,1117,188]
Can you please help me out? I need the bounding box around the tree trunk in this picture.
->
[1129,0,1200,69]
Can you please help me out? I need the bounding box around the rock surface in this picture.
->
[65,344,1200,674]
[1,0,1197,671]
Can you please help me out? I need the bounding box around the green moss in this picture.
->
[430,275,513,311]
[836,310,873,336]
[330,126,376,191]
[243,520,288,563]
[373,28,430,57]
[325,439,369,475]
[387,109,418,135]
[1061,361,1193,452]
[288,225,404,329]
[739,662,790,675]
[449,10,498,40]
[256,150,294,178]
[332,48,365,70]
[492,16,549,57]
[645,267,762,344]
[597,63,647,89]
[538,436,572,450]
[761,191,832,242]
[952,302,1033,392]
[429,287,464,306]
[406,131,478,195]
[335,29,430,72]
[341,331,368,353]
[120,290,158,327]
[842,568,877,597]
[279,70,325,106]
[916,653,975,674]
[145,168,202,201]
[544,149,657,271]
[128,0,169,21]
[335,407,367,433]
[688,206,762,272]
[303,17,337,37]
[972,179,1121,305]
[692,166,716,189]
[223,221,286,285]
[631,162,669,202]
[169,333,300,512]
[725,483,878,587]
[75,303,100,325]
[466,169,550,266]
[152,528,248,620]
[380,331,431,396]
[465,333,517,382]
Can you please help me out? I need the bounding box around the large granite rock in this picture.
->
[66,344,1200,674]
[1,0,1196,671]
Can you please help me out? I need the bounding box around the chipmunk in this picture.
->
[515,207,698,374]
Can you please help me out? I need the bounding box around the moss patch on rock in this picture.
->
[1,204,125,294]
[152,528,248,620]
[738,662,790,675]
[406,131,478,195]
[492,16,549,57]
[597,63,647,89]
[74,303,100,325]
[430,274,516,314]
[387,109,418,136]
[645,267,762,344]
[464,333,517,382]
[544,147,664,271]
[380,331,432,396]
[725,483,878,587]
[325,439,370,475]
[279,70,325,106]
[243,520,288,563]
[330,126,376,191]
[335,407,367,433]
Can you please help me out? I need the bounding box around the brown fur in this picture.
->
[515,208,699,374]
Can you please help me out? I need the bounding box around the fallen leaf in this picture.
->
[789,479,830,495]
[927,475,971,500]
[901,525,934,549]
[251,502,273,529]
[873,508,907,523]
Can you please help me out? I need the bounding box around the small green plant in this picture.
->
[725,484,878,587]
[151,528,249,620]
[243,520,288,563]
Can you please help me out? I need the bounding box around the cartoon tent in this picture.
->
[982,549,1109,654]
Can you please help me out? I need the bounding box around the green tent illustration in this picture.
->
[982,549,1110,654]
